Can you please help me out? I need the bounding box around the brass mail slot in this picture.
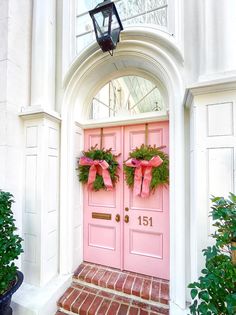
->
[92,212,112,220]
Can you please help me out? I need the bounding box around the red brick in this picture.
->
[97,298,112,315]
[115,273,128,292]
[123,275,135,295]
[132,300,150,310]
[141,279,151,300]
[55,312,67,315]
[87,296,103,315]
[115,295,131,304]
[85,266,99,283]
[78,265,92,281]
[57,287,74,307]
[150,305,169,314]
[151,281,161,302]
[83,286,98,294]
[99,270,113,287]
[63,289,80,311]
[91,268,107,285]
[74,263,87,277]
[128,306,139,315]
[79,293,97,315]
[160,282,169,304]
[107,272,120,289]
[131,277,143,297]
[99,290,114,299]
[107,301,120,315]
[140,310,149,315]
[72,283,84,290]
[71,291,88,313]
[117,303,129,314]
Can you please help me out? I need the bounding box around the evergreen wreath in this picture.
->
[78,145,119,191]
[124,144,169,193]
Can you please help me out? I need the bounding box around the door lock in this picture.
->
[115,214,120,222]
[124,215,129,223]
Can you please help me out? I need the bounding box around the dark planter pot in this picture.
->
[0,271,24,315]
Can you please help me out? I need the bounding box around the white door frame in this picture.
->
[60,28,188,314]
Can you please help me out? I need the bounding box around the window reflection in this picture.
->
[90,76,165,120]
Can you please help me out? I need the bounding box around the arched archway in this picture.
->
[60,28,187,314]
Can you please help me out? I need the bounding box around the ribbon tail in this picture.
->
[141,166,152,198]
[102,169,113,191]
[133,167,142,196]
[87,165,97,189]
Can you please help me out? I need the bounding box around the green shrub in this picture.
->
[188,194,236,315]
[0,191,23,295]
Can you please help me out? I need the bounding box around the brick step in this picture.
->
[73,263,169,306]
[57,282,169,315]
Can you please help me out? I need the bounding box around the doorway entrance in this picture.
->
[83,121,169,279]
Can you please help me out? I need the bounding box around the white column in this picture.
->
[31,0,56,110]
[20,112,60,286]
[203,0,236,77]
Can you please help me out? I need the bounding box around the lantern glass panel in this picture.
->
[93,8,112,38]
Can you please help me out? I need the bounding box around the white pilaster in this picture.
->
[202,0,236,79]
[31,0,56,110]
[20,110,61,287]
[185,78,236,281]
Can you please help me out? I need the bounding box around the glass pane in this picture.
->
[76,0,101,16]
[94,11,110,37]
[89,76,166,120]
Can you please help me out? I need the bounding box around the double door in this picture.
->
[83,122,169,279]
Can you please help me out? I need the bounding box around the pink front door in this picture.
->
[83,122,169,279]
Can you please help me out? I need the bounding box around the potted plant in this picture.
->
[0,191,23,315]
[188,194,236,315]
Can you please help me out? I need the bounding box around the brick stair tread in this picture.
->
[73,263,169,305]
[55,312,68,315]
[57,282,169,315]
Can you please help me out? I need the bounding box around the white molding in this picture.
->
[80,112,169,129]
[184,77,236,108]
[19,108,61,123]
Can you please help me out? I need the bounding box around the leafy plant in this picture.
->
[123,144,169,192]
[211,193,236,247]
[188,194,236,315]
[0,191,23,295]
[78,146,119,191]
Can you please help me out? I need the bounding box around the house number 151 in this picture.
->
[138,216,153,227]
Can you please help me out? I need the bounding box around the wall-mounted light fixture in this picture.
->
[89,0,123,56]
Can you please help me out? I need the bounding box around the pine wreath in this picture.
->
[78,146,119,191]
[124,144,169,196]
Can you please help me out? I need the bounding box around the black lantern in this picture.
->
[89,0,123,55]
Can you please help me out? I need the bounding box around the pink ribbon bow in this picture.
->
[79,156,113,191]
[125,156,163,198]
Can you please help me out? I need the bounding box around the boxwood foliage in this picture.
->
[188,194,236,315]
[0,191,23,295]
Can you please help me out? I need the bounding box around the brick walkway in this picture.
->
[56,262,169,315]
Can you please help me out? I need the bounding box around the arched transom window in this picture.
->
[90,76,166,120]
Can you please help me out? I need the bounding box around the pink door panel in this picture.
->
[83,127,123,269]
[83,122,169,279]
[123,122,169,279]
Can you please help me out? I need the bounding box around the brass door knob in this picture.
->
[115,214,120,222]
[124,215,129,223]
[125,207,129,212]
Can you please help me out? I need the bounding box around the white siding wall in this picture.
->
[190,89,236,279]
